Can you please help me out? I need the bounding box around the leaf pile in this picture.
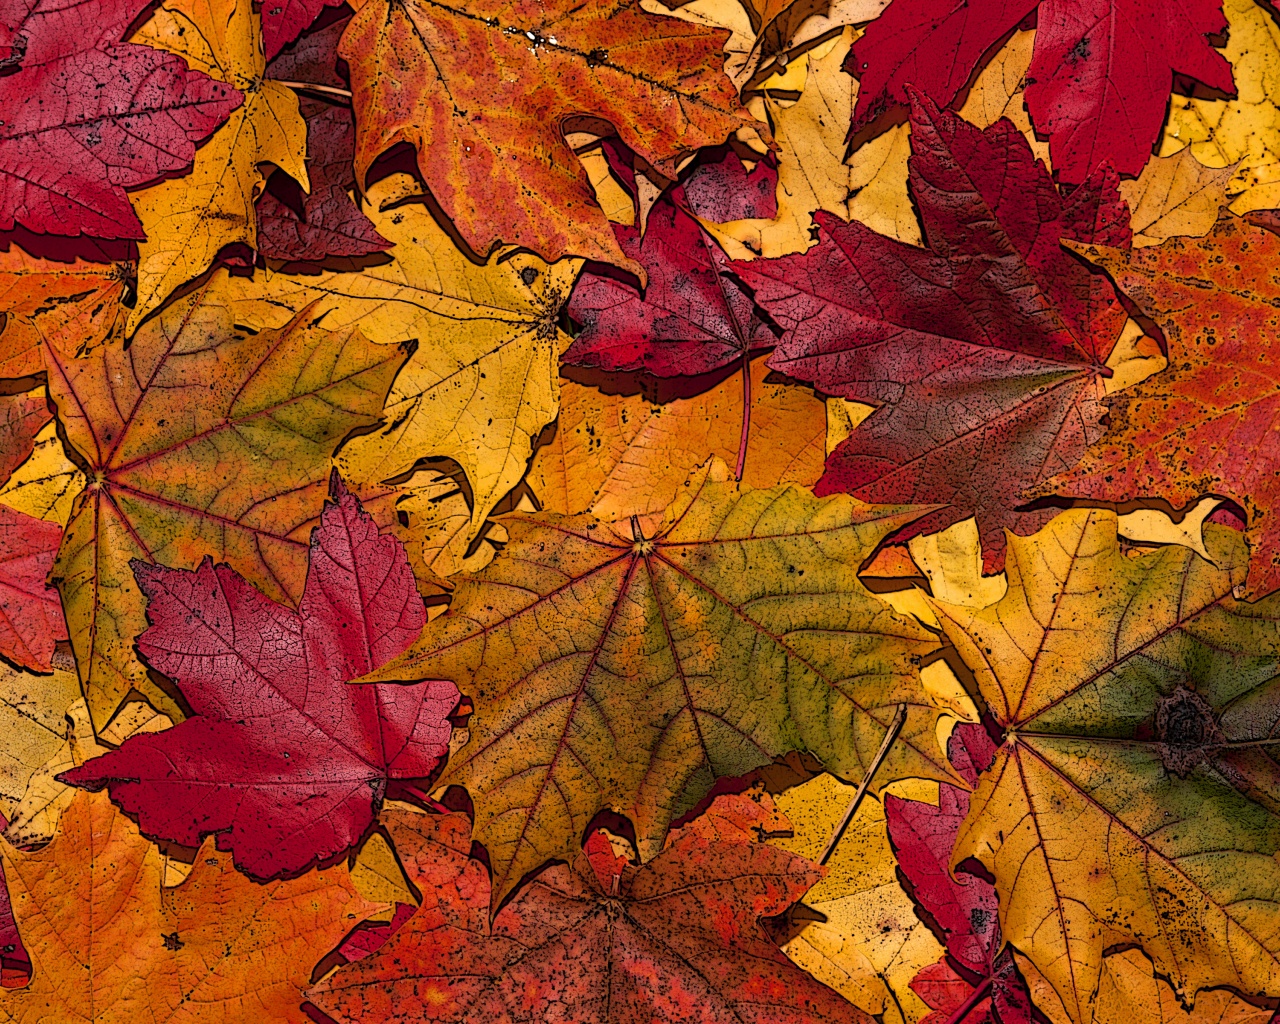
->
[0,0,1277,1019]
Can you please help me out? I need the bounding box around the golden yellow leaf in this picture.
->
[908,518,1007,610]
[0,789,378,1024]
[351,832,416,923]
[1116,498,1224,561]
[1161,0,1280,214]
[127,0,308,330]
[0,660,79,824]
[218,173,583,543]
[1120,150,1238,245]
[704,29,920,259]
[0,420,85,528]
[528,355,826,519]
[957,29,1050,168]
[769,774,943,1024]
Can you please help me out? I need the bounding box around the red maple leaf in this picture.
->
[886,723,1033,1024]
[846,0,1234,182]
[0,503,67,673]
[735,95,1129,571]
[0,0,242,239]
[308,811,866,1023]
[257,16,390,261]
[62,475,458,879]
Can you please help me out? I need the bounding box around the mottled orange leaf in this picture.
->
[0,788,378,1024]
[43,285,408,731]
[337,0,760,272]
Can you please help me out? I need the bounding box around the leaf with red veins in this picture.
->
[61,477,458,880]
[737,96,1126,570]
[846,0,1234,182]
[309,822,869,1023]
[0,503,66,673]
[0,0,242,239]
[563,189,777,377]
[258,17,389,261]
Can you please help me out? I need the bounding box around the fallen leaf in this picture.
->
[261,0,344,61]
[955,28,1050,168]
[44,282,407,732]
[0,420,85,529]
[337,0,758,273]
[702,29,920,259]
[1116,498,1224,562]
[1120,150,1238,245]
[218,173,582,545]
[907,519,1007,610]
[128,0,310,329]
[563,187,777,378]
[528,355,827,519]
[359,460,955,908]
[309,812,867,1022]
[0,505,66,672]
[0,248,128,379]
[738,95,1128,571]
[0,788,379,1024]
[0,0,240,239]
[667,785,792,844]
[769,773,945,1024]
[847,0,1234,182]
[1047,216,1280,597]
[63,477,458,879]
[257,17,389,262]
[0,659,79,823]
[0,393,49,494]
[934,509,1280,1022]
[1162,0,1280,214]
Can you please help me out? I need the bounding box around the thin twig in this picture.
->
[734,346,752,481]
[818,703,908,865]
[277,80,353,99]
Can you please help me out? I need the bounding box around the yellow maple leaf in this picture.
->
[127,0,308,331]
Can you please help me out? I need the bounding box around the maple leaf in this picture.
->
[0,419,84,530]
[0,0,240,239]
[256,17,389,263]
[127,0,310,330]
[736,95,1129,571]
[308,808,867,1022]
[0,658,79,820]
[1043,215,1280,597]
[62,477,458,879]
[700,29,921,260]
[336,0,759,272]
[931,509,1280,1022]
[0,246,130,379]
[0,505,65,673]
[359,460,956,908]
[665,784,792,845]
[845,0,1234,182]
[216,173,582,548]
[884,724,1034,1024]
[0,788,379,1023]
[563,187,777,378]
[0,394,50,495]
[1119,150,1238,246]
[767,773,946,1023]
[528,355,826,520]
[44,283,408,733]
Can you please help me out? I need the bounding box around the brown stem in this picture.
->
[277,80,353,99]
[818,703,908,865]
[734,348,752,481]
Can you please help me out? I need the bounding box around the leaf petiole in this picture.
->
[818,702,907,865]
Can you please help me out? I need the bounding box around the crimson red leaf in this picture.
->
[0,503,67,673]
[847,0,1234,181]
[563,190,776,377]
[0,810,29,987]
[338,902,417,962]
[258,17,389,261]
[0,0,242,239]
[887,724,1031,1024]
[309,820,868,1023]
[680,147,779,223]
[61,476,458,880]
[0,391,51,491]
[262,0,345,61]
[737,96,1126,570]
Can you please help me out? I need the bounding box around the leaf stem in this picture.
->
[734,347,752,481]
[818,703,907,865]
[942,975,993,1024]
[277,80,353,99]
